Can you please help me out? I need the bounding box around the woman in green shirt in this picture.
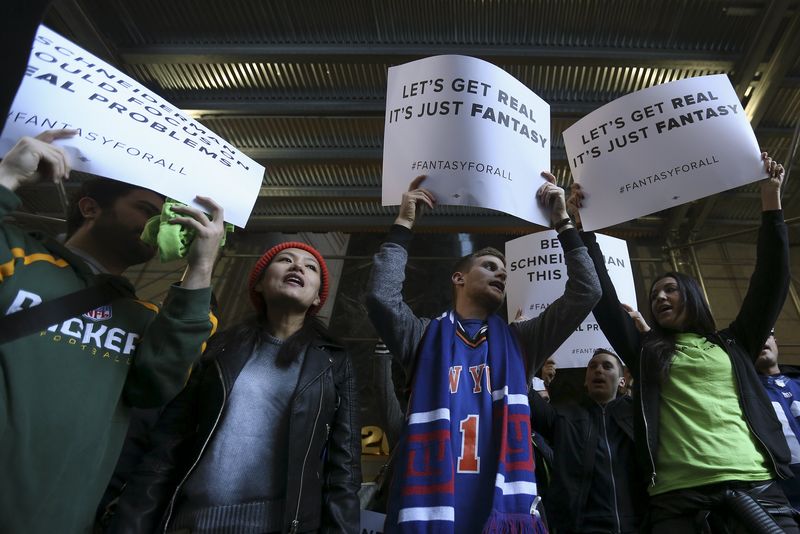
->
[570,152,798,533]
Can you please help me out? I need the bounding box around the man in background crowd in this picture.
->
[530,349,643,533]
[756,330,800,509]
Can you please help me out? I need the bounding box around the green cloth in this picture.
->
[0,185,215,533]
[651,332,772,495]
[141,199,233,263]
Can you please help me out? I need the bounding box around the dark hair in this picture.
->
[206,313,337,367]
[643,271,716,382]
[66,178,162,237]
[452,246,506,274]
[591,348,624,374]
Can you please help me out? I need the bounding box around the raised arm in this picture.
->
[568,183,644,376]
[0,131,75,276]
[364,176,433,375]
[124,198,224,407]
[512,172,601,376]
[729,152,789,359]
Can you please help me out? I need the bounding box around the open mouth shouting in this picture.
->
[655,303,673,317]
[284,273,305,287]
[489,280,506,293]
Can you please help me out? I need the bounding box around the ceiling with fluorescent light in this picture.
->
[11,0,798,245]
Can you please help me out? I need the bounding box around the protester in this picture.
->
[570,152,797,532]
[756,331,800,509]
[365,173,600,532]
[530,349,643,533]
[109,242,361,533]
[0,130,223,533]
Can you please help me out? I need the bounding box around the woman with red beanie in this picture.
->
[109,242,361,534]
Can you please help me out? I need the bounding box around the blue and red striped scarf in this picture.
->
[386,311,546,533]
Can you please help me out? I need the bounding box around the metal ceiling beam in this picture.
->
[119,44,738,69]
[260,186,381,200]
[746,11,800,127]
[732,0,789,100]
[247,147,383,162]
[48,0,119,63]
[677,0,793,239]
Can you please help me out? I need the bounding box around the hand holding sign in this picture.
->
[537,171,569,226]
[382,55,551,225]
[2,26,263,227]
[563,74,765,231]
[0,128,75,190]
[395,175,436,230]
[566,182,585,229]
[760,151,784,211]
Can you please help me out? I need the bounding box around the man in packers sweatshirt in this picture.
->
[0,130,224,533]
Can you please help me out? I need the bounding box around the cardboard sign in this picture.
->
[563,74,765,231]
[382,55,551,225]
[506,230,636,368]
[0,25,264,227]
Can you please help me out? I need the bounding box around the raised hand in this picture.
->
[170,196,226,289]
[0,129,77,191]
[760,151,784,211]
[395,175,436,230]
[567,182,585,229]
[536,171,568,226]
[621,303,651,333]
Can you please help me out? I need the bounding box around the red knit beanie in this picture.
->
[247,241,330,315]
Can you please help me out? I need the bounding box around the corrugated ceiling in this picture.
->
[29,0,800,241]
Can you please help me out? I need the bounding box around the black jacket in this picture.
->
[531,392,643,532]
[581,210,792,488]
[109,330,361,534]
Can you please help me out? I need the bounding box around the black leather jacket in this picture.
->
[109,331,361,534]
[581,210,792,487]
[531,393,644,532]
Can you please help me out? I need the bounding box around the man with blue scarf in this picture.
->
[365,173,601,533]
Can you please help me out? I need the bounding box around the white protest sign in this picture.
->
[563,74,765,231]
[506,230,636,368]
[0,25,263,227]
[382,55,551,225]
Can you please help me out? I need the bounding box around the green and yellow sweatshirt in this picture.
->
[0,186,216,533]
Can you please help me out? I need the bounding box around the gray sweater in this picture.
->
[365,225,601,380]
